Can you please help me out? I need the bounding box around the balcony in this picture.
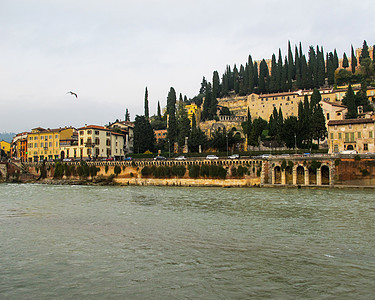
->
[84,142,96,147]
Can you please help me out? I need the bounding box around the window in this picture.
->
[334,144,339,152]
[345,133,349,142]
[338,133,342,140]
[79,131,84,135]
[95,131,99,135]
[29,137,33,141]
[49,142,52,147]
[49,135,52,139]
[55,135,58,139]
[41,136,44,140]
[95,138,100,145]
[41,142,44,147]
[106,139,111,146]
[370,131,374,138]
[364,144,368,151]
[106,132,110,136]
[327,113,330,120]
[358,132,361,138]
[34,143,37,148]
[350,132,355,142]
[80,139,83,146]
[330,133,334,140]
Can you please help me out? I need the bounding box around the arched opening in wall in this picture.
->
[321,165,330,185]
[347,145,354,150]
[60,151,65,160]
[308,167,317,185]
[296,166,305,185]
[285,166,293,184]
[274,166,281,184]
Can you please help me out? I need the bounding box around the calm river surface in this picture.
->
[1,184,375,299]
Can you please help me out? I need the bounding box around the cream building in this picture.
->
[64,125,125,160]
[327,118,375,153]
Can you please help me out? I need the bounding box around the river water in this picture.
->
[0,184,374,299]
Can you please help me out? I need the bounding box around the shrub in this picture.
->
[141,166,153,177]
[171,165,186,178]
[335,158,341,166]
[281,160,287,171]
[360,169,370,176]
[236,165,248,178]
[354,155,361,161]
[54,162,64,178]
[188,165,200,179]
[114,165,121,177]
[200,164,210,178]
[231,166,237,178]
[89,165,99,177]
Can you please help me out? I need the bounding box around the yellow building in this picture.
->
[0,140,11,157]
[185,103,201,126]
[327,118,375,153]
[27,127,76,162]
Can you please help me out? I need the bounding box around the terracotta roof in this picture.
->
[328,118,375,126]
[259,92,299,98]
[321,100,347,108]
[77,125,109,131]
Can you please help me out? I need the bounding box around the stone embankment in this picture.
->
[2,155,375,188]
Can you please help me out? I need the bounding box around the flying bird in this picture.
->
[67,91,78,98]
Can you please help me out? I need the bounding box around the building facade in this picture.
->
[68,125,125,160]
[327,118,375,153]
[27,127,76,162]
[11,132,28,162]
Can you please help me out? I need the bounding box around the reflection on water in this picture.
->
[0,183,375,299]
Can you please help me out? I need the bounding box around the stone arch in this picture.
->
[321,165,330,185]
[347,145,354,150]
[296,165,305,185]
[60,151,65,159]
[274,166,281,184]
[308,167,317,185]
[285,166,293,184]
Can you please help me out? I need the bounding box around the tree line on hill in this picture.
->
[131,40,374,154]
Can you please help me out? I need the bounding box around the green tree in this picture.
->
[167,87,177,143]
[189,126,208,152]
[342,52,349,68]
[351,45,357,74]
[342,84,357,119]
[125,108,130,122]
[157,101,162,120]
[133,115,155,153]
[144,87,149,118]
[176,100,191,147]
[360,40,370,65]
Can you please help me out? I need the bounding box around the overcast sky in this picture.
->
[1,0,374,133]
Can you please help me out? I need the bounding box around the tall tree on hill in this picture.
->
[360,40,370,65]
[351,45,357,73]
[233,65,240,94]
[125,108,130,122]
[176,100,191,147]
[157,101,162,120]
[342,53,349,68]
[239,64,247,96]
[253,61,259,90]
[133,115,154,153]
[189,113,208,152]
[287,41,295,83]
[333,49,339,70]
[258,59,269,93]
[295,44,301,88]
[317,46,326,86]
[373,45,375,62]
[248,55,255,94]
[277,49,283,91]
[144,87,149,118]
[167,87,177,143]
[269,54,278,93]
[326,53,335,86]
[201,82,213,120]
[212,70,221,99]
[281,56,288,91]
[342,84,357,119]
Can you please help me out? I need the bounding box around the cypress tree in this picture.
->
[144,87,149,118]
[167,87,177,142]
[351,45,357,73]
[281,56,288,92]
[287,41,295,82]
[258,59,269,94]
[233,65,240,94]
[342,53,349,68]
[212,70,221,99]
[269,54,278,93]
[277,49,283,91]
[342,84,357,119]
[248,55,255,94]
[176,100,191,146]
[125,108,130,122]
[333,49,339,69]
[360,40,370,65]
[157,101,162,120]
[253,61,259,89]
